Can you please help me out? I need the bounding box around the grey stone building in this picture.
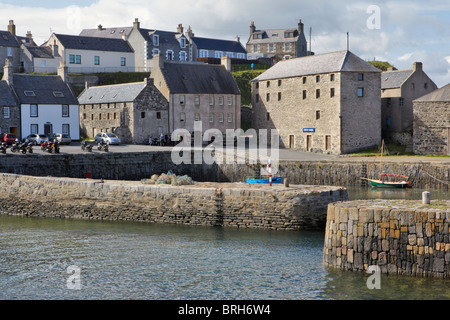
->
[151,55,241,138]
[381,62,437,146]
[80,19,190,72]
[0,62,19,136]
[413,84,450,155]
[251,50,381,154]
[246,19,308,62]
[77,78,169,144]
[0,20,35,73]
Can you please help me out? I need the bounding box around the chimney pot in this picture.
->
[98,24,103,30]
[221,56,231,72]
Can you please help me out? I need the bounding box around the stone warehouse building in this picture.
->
[77,77,169,144]
[246,19,308,62]
[413,84,450,155]
[151,55,241,138]
[381,62,437,145]
[251,50,382,154]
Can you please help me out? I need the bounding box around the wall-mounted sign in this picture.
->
[303,128,315,133]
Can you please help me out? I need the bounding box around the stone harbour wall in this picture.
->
[323,199,450,278]
[0,173,348,231]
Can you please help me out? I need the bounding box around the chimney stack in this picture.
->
[98,24,103,31]
[2,58,14,85]
[234,35,240,42]
[177,24,183,34]
[57,60,68,83]
[250,21,256,34]
[133,18,140,30]
[8,20,16,36]
[221,56,231,72]
[413,62,423,72]
[26,31,33,41]
[298,19,304,34]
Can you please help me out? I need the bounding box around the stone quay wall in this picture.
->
[0,151,448,189]
[0,173,348,231]
[323,200,450,279]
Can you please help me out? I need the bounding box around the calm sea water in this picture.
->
[0,186,449,300]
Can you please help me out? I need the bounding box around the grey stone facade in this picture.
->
[78,78,169,144]
[413,84,450,155]
[381,62,437,145]
[251,50,381,154]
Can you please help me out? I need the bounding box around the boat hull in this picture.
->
[246,177,282,184]
[367,179,411,188]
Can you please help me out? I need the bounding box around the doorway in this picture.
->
[325,135,331,151]
[306,135,312,151]
[289,135,295,148]
[44,123,52,136]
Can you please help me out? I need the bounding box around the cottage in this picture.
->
[77,77,169,144]
[251,50,381,154]
[0,20,35,72]
[246,19,308,62]
[413,84,450,155]
[151,55,241,137]
[381,62,437,145]
[1,59,79,140]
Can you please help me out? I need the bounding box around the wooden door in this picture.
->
[306,135,312,151]
[289,135,295,148]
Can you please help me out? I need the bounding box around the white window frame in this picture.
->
[227,113,233,123]
[3,107,10,119]
[30,104,38,117]
[166,50,174,60]
[214,51,223,58]
[209,113,214,123]
[153,34,159,46]
[219,113,224,123]
[62,105,69,117]
[209,95,215,106]
[199,50,208,58]
[179,51,187,61]
[179,95,185,105]
[30,124,38,134]
[194,95,200,106]
[62,124,70,135]
[228,96,233,106]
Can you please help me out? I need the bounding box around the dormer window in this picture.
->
[180,37,186,48]
[24,91,36,97]
[153,34,159,46]
[53,91,64,98]
[284,31,294,38]
[253,33,262,39]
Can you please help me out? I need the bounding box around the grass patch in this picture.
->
[349,142,450,157]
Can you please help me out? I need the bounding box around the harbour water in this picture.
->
[0,186,449,300]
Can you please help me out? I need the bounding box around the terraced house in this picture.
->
[251,50,381,154]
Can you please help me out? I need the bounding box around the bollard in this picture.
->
[284,177,289,188]
[422,191,430,205]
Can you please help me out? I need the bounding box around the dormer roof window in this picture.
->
[24,90,36,97]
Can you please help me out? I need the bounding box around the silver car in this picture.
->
[25,134,49,145]
[94,132,121,145]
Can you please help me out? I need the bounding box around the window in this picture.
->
[209,113,214,123]
[121,57,126,66]
[179,51,187,61]
[91,114,94,120]
[30,104,38,117]
[209,95,215,106]
[69,54,75,64]
[3,107,10,119]
[41,60,46,68]
[141,111,146,119]
[358,73,364,81]
[284,31,294,38]
[424,83,428,89]
[399,98,404,106]
[153,34,159,46]
[53,91,64,98]
[214,51,223,58]
[166,50,174,60]
[266,93,270,102]
[228,96,233,106]
[225,52,233,58]
[24,91,36,97]
[179,95,185,105]
[253,33,262,39]
[316,75,320,83]
[83,113,86,120]
[180,38,186,48]
[99,113,102,120]
[266,112,270,121]
[330,74,335,81]
[30,124,38,134]
[267,81,270,88]
[62,105,69,117]
[219,96,224,106]
[180,112,186,122]
[316,89,320,98]
[7,47,12,57]
[199,50,208,58]
[75,55,81,64]
[228,113,233,123]
[194,96,200,106]
[278,92,282,101]
[278,79,282,86]
[268,44,274,52]
[302,90,307,100]
[253,44,258,52]
[316,110,321,120]
[255,82,259,89]
[62,124,70,135]
[303,77,307,84]
[284,43,290,51]
[330,88,335,98]
[156,112,161,119]
[219,113,224,123]
[94,56,100,65]
[358,88,364,97]
[194,113,200,121]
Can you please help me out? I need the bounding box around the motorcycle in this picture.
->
[41,141,55,153]
[53,140,60,154]
[97,139,109,152]
[81,140,93,152]
[10,140,21,153]
[0,142,7,154]
[19,141,33,154]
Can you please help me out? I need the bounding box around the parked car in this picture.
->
[49,133,71,145]
[24,134,49,145]
[2,133,17,145]
[94,132,121,145]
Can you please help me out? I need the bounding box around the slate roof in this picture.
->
[252,50,381,81]
[247,28,299,44]
[79,27,134,39]
[0,30,20,47]
[54,34,134,53]
[0,81,17,106]
[414,83,450,103]
[26,46,54,59]
[190,36,246,53]
[381,69,414,90]
[160,61,240,94]
[11,74,78,105]
[78,82,146,104]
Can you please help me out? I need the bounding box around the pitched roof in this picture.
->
[54,34,134,53]
[79,26,134,39]
[414,83,450,103]
[160,61,240,94]
[11,74,78,105]
[252,50,381,81]
[26,46,54,59]
[190,36,246,53]
[0,30,20,47]
[381,69,413,89]
[77,81,146,104]
[0,81,17,106]
[247,28,300,44]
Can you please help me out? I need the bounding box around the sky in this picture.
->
[1,0,450,87]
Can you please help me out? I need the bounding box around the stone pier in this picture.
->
[323,199,450,278]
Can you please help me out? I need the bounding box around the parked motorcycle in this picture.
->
[53,140,60,154]
[0,142,7,154]
[41,141,55,153]
[19,141,33,154]
[10,140,21,153]
[97,139,109,152]
[81,140,93,152]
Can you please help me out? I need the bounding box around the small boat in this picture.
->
[246,176,283,184]
[360,140,411,188]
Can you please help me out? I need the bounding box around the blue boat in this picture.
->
[246,176,283,184]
